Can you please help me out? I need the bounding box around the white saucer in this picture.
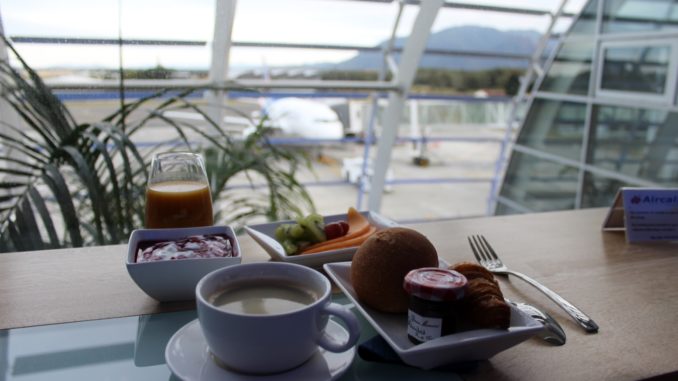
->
[165,319,355,381]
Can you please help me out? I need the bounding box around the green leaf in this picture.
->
[81,130,124,239]
[28,187,60,249]
[60,146,107,244]
[15,196,45,251]
[42,165,83,247]
[7,222,26,252]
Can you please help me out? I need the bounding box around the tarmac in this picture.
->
[220,125,507,225]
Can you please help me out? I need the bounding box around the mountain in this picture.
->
[325,26,541,71]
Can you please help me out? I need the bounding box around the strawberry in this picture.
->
[324,221,349,240]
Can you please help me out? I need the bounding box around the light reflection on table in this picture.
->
[0,296,461,381]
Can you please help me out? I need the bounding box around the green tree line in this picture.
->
[116,66,523,95]
[320,68,522,95]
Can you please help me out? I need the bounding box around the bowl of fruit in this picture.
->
[244,207,397,268]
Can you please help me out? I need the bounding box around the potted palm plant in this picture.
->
[0,39,315,252]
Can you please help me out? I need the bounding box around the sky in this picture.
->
[0,0,587,70]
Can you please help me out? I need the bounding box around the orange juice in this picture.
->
[145,180,213,228]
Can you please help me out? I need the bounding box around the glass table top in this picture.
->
[0,296,461,381]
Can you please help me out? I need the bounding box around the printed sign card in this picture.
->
[602,188,678,242]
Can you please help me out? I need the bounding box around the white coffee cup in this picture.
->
[196,262,361,374]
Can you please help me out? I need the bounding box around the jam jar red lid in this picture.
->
[403,268,468,302]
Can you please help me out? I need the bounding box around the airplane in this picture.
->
[164,96,345,143]
[245,97,344,143]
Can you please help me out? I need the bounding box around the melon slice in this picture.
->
[300,226,376,254]
[299,207,373,254]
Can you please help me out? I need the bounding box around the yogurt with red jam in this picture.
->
[136,234,234,263]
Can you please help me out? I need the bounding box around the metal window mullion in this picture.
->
[8,36,544,63]
[230,79,399,91]
[367,0,444,212]
[46,78,401,92]
[513,144,583,170]
[671,38,678,105]
[495,195,535,214]
[357,0,405,209]
[575,0,605,209]
[487,0,571,214]
[440,1,572,17]
[595,37,678,105]
[206,0,237,130]
[584,163,660,187]
[576,101,594,208]
[595,29,678,42]
[534,91,678,112]
[512,144,660,187]
[17,28,668,48]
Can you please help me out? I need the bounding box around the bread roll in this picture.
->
[351,227,438,313]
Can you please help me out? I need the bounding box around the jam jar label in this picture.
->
[407,309,442,342]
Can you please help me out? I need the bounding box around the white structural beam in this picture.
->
[206,0,237,127]
[367,0,444,212]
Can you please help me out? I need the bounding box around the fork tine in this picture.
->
[467,236,483,263]
[472,235,490,262]
[479,235,499,261]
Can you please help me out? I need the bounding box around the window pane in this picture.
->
[517,99,587,161]
[600,44,671,95]
[568,0,599,36]
[603,0,678,33]
[588,105,678,184]
[2,0,215,71]
[580,172,632,208]
[540,38,593,95]
[499,151,579,212]
[494,202,523,215]
[233,0,402,46]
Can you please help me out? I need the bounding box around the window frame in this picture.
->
[595,37,678,105]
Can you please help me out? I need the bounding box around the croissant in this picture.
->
[449,261,495,283]
[465,278,504,301]
[449,262,510,329]
[466,294,511,329]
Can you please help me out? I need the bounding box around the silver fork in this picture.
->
[468,235,599,333]
[508,299,566,346]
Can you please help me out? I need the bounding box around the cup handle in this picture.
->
[317,303,361,353]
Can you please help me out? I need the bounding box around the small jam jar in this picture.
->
[403,268,468,344]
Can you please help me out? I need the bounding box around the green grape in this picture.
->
[276,213,328,255]
[275,224,290,241]
[289,223,305,239]
[282,240,298,255]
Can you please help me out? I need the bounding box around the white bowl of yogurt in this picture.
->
[126,225,242,302]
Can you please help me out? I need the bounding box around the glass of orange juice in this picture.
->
[145,152,214,229]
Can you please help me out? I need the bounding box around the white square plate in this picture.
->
[323,261,543,370]
[244,211,397,268]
